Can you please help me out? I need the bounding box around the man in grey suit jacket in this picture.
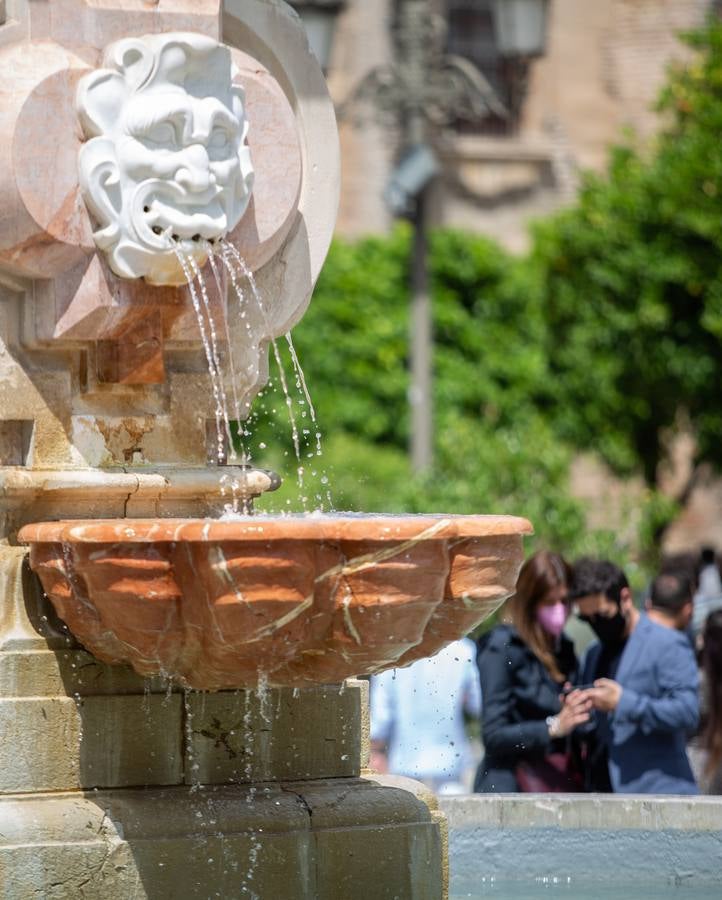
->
[570,560,699,794]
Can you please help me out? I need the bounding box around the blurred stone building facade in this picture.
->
[323,0,713,250]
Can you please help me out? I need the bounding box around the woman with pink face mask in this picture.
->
[474,550,592,792]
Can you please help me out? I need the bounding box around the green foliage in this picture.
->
[533,17,722,483]
[250,17,722,578]
[285,228,412,447]
[252,227,620,562]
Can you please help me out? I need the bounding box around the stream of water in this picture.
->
[174,247,232,468]
[174,241,331,514]
[219,241,304,478]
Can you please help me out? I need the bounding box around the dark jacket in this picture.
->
[474,624,578,792]
[580,614,699,794]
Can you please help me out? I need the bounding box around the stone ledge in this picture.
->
[0,779,439,840]
[0,650,166,696]
[0,466,278,509]
[185,684,362,785]
[439,793,722,831]
[0,780,443,900]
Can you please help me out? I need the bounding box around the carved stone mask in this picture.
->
[77,33,254,285]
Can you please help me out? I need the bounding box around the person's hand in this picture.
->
[555,689,592,736]
[369,740,389,773]
[586,678,622,712]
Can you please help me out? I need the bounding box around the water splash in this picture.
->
[285,331,324,464]
[176,237,332,512]
[219,241,335,506]
[239,689,261,899]
[221,241,262,313]
[183,688,202,791]
[285,332,334,509]
[177,246,265,512]
[211,244,262,489]
[256,671,271,726]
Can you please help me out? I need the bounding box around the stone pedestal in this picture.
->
[0,547,446,899]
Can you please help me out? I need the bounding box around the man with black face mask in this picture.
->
[570,558,699,794]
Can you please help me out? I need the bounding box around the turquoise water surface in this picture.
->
[452,884,721,899]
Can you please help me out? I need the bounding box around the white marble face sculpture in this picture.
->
[77,33,254,285]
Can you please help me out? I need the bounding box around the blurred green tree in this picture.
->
[248,18,722,575]
[250,227,626,565]
[533,19,722,490]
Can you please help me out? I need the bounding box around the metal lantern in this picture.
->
[291,0,345,71]
[492,0,550,57]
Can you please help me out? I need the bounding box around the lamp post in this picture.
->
[343,1,506,474]
[346,0,550,474]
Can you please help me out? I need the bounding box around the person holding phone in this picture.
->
[571,560,699,794]
[474,551,591,793]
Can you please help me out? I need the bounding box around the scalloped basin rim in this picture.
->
[18,513,533,689]
[18,514,534,544]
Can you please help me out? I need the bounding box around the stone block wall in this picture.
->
[606,0,711,138]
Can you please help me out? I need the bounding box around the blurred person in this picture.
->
[369,638,481,794]
[572,560,699,794]
[645,570,694,632]
[474,551,591,793]
[697,609,722,793]
[692,547,722,638]
[659,552,697,582]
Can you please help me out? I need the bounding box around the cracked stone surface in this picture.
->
[0,780,443,899]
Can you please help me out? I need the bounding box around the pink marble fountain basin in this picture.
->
[19,514,532,690]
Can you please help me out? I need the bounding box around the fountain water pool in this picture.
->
[455,887,721,900]
[442,793,722,900]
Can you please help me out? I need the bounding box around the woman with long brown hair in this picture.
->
[474,550,591,792]
[699,609,722,793]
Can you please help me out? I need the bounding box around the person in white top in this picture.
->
[369,637,482,794]
[693,547,722,639]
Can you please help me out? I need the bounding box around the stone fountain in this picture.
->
[0,2,531,897]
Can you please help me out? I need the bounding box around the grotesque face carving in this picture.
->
[77,33,254,285]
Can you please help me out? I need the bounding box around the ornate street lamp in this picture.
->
[343,0,509,475]
[290,0,346,72]
[344,0,549,474]
[492,0,550,58]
